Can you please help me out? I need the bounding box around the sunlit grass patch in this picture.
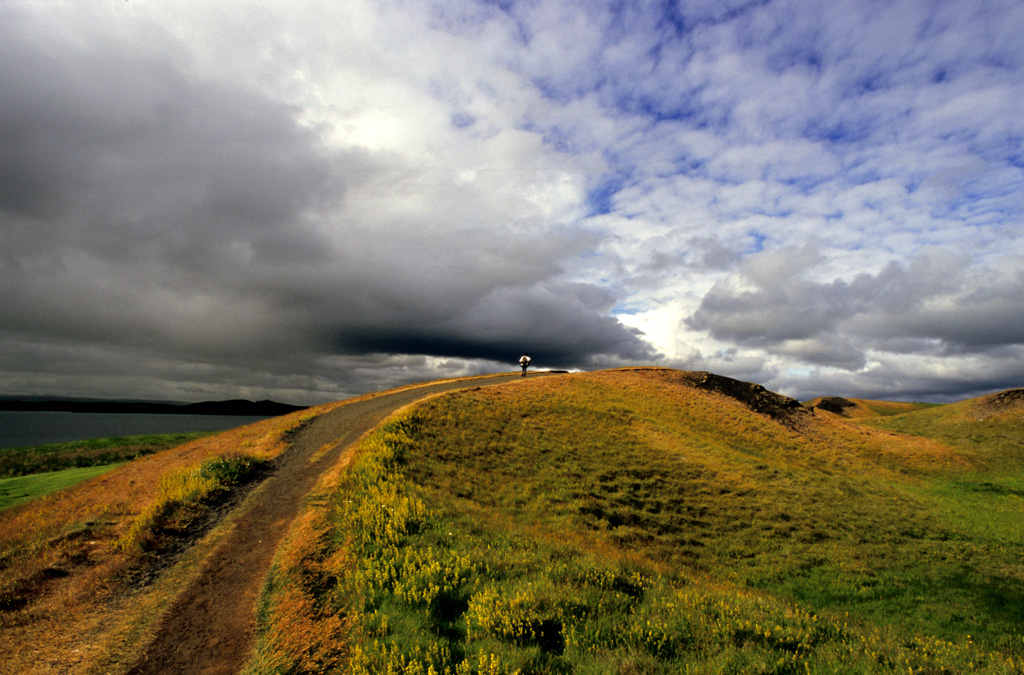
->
[245,506,352,675]
[0,464,122,511]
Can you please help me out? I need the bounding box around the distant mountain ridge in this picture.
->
[0,398,307,416]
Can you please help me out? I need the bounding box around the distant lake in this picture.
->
[0,411,273,449]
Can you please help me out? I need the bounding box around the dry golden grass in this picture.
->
[243,509,353,674]
[0,404,331,674]
[243,450,358,674]
[565,369,967,476]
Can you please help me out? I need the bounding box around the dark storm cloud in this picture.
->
[0,27,339,263]
[330,280,655,367]
[0,13,341,363]
[0,5,655,402]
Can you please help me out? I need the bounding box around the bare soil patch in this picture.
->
[980,388,1024,414]
[813,396,857,416]
[681,371,810,425]
[121,468,268,592]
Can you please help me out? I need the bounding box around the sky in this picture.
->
[2,0,1023,405]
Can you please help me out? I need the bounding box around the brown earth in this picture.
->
[977,388,1024,415]
[124,373,537,675]
[812,396,857,416]
[679,371,810,424]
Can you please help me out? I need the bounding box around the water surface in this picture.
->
[0,411,271,449]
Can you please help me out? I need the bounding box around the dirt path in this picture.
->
[126,373,532,675]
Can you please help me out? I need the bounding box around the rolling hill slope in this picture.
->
[4,368,1022,674]
[250,368,1024,674]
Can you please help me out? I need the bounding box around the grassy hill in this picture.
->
[249,368,1024,674]
[3,368,1022,674]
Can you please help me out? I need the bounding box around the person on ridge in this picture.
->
[519,353,531,377]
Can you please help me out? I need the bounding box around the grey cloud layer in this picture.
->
[0,4,656,402]
[688,246,1024,394]
[2,0,1023,404]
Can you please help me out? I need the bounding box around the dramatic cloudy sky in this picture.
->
[2,0,1023,404]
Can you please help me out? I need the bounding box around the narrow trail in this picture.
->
[126,373,533,675]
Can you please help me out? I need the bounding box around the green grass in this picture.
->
[249,370,1024,674]
[857,400,938,417]
[319,412,1018,674]
[859,399,1024,472]
[0,432,215,512]
[0,464,122,511]
[0,432,212,477]
[860,400,1024,546]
